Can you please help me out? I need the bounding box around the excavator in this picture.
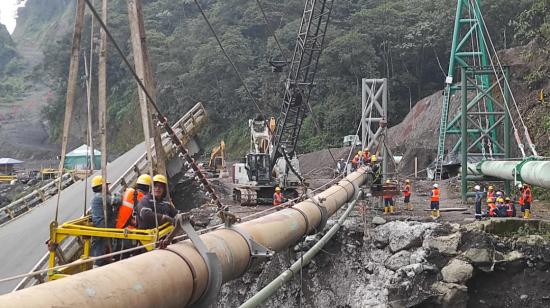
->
[207,140,226,176]
[233,0,334,206]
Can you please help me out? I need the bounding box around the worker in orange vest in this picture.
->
[521,183,533,219]
[402,179,412,211]
[273,186,284,206]
[487,185,495,203]
[383,179,394,214]
[430,183,440,219]
[116,174,151,229]
[505,197,515,217]
[351,151,362,171]
[487,197,497,217]
[363,149,370,164]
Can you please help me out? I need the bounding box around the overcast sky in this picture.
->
[0,0,27,34]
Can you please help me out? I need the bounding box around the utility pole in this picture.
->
[127,0,167,177]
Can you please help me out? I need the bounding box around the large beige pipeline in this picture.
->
[0,169,366,307]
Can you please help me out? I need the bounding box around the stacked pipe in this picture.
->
[0,168,367,307]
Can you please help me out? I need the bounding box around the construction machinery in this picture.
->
[207,140,226,176]
[233,0,334,205]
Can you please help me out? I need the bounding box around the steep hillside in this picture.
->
[0,23,17,73]
[388,40,550,175]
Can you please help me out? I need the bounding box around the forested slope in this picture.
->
[25,0,547,158]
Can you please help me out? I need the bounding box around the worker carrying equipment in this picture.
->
[383,179,395,214]
[137,174,177,229]
[273,186,284,206]
[116,174,151,229]
[430,183,440,219]
[402,179,412,211]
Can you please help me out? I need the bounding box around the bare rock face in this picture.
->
[441,259,473,284]
[462,248,492,264]
[385,250,412,271]
[388,221,435,253]
[423,232,461,255]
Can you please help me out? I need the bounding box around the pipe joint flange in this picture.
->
[176,214,223,308]
[228,225,274,271]
[514,156,540,184]
[288,206,310,235]
[339,178,360,201]
[307,194,328,234]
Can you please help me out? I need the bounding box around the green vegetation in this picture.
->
[34,0,546,157]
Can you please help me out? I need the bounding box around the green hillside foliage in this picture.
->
[37,0,545,158]
[0,24,25,103]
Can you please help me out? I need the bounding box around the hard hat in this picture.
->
[153,174,168,185]
[474,185,480,191]
[517,183,523,189]
[488,185,494,190]
[496,191,503,196]
[137,174,152,186]
[371,155,377,162]
[433,183,439,188]
[358,151,363,155]
[523,183,529,187]
[386,179,391,184]
[363,148,369,152]
[505,197,511,201]
[275,187,281,192]
[496,197,504,203]
[91,175,109,188]
[487,198,494,203]
[405,179,410,183]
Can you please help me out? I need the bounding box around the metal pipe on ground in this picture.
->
[0,169,367,307]
[239,191,362,308]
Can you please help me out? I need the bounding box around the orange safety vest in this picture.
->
[487,191,495,202]
[116,188,145,229]
[273,192,283,206]
[522,188,532,204]
[506,202,514,216]
[383,193,393,200]
[488,203,497,217]
[431,188,440,202]
[403,184,411,197]
[352,155,360,165]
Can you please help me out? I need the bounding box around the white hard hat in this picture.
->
[517,183,523,189]
[474,185,480,191]
[433,183,439,188]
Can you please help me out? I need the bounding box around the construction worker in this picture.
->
[487,197,497,217]
[351,151,362,171]
[363,149,370,164]
[402,179,412,211]
[474,185,483,220]
[383,179,394,214]
[517,183,525,215]
[273,186,284,206]
[336,158,346,175]
[505,197,515,217]
[116,174,151,229]
[137,174,178,229]
[487,185,495,203]
[522,183,533,219]
[89,175,120,267]
[495,197,507,217]
[430,183,440,219]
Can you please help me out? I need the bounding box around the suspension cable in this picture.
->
[192,0,263,115]
[475,1,538,156]
[255,0,289,63]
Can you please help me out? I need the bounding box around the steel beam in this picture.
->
[0,169,367,307]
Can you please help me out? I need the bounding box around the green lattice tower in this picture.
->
[435,0,500,180]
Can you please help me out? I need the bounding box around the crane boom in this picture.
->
[271,0,334,167]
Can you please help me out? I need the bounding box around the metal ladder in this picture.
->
[435,85,452,180]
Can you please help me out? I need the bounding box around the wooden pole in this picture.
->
[98,0,109,228]
[127,0,162,176]
[54,0,85,221]
[414,156,418,178]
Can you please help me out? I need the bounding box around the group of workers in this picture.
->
[350,149,378,172]
[474,183,533,220]
[89,173,178,266]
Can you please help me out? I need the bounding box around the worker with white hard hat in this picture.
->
[474,185,484,220]
[430,183,440,219]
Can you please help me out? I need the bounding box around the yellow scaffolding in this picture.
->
[47,216,174,281]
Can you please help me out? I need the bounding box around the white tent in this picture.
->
[64,145,101,170]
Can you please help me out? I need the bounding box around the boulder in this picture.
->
[423,232,461,255]
[372,216,387,225]
[409,248,427,264]
[385,250,411,271]
[431,282,468,308]
[462,248,491,264]
[441,259,473,284]
[373,223,393,248]
[389,222,430,252]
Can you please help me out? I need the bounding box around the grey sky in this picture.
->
[0,0,27,34]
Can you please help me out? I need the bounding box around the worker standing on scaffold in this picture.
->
[137,174,178,229]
